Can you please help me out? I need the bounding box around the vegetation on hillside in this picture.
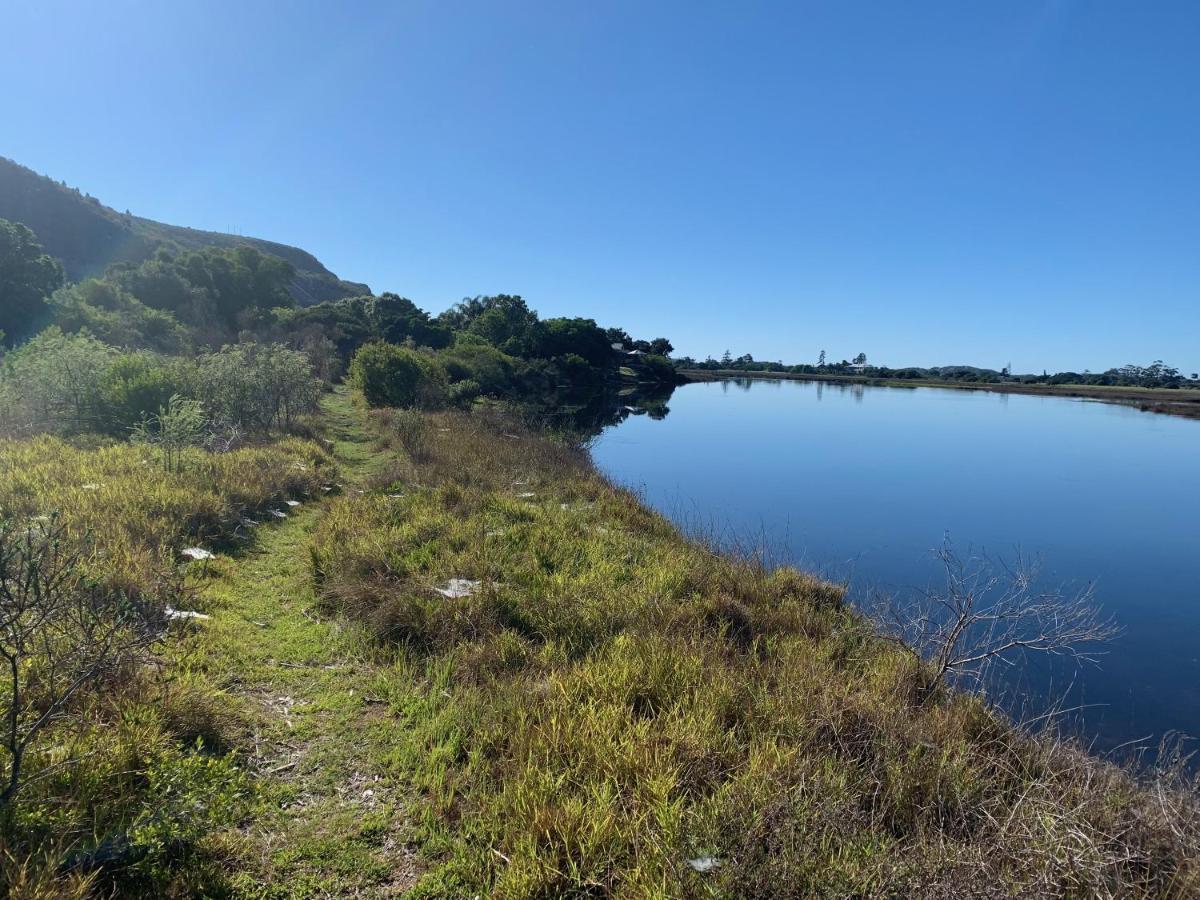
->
[0,156,368,305]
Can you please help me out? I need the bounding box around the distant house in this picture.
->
[626,349,645,357]
[847,362,869,373]
[611,342,625,351]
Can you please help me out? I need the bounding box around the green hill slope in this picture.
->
[0,156,369,305]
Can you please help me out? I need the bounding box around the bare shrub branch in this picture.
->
[0,515,159,807]
[876,539,1121,691]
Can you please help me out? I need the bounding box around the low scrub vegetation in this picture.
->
[312,408,1199,898]
[0,330,322,439]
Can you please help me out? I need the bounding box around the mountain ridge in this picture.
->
[0,156,369,305]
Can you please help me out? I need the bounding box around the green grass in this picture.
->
[3,387,1197,897]
[310,405,1200,897]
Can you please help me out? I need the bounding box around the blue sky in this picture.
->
[4,1,1198,373]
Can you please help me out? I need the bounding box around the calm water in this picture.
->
[591,378,1200,754]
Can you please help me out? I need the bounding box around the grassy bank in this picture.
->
[2,389,1197,897]
[0,433,334,896]
[313,400,1199,897]
[682,369,1200,421]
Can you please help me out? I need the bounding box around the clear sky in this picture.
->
[3,0,1198,373]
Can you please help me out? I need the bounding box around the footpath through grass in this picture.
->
[7,386,1196,897]
[184,388,422,896]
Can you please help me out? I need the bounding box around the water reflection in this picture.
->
[590,375,1200,757]
[518,381,677,438]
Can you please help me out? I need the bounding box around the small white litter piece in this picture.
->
[512,480,528,486]
[485,529,506,537]
[292,463,309,471]
[284,499,302,508]
[687,857,721,874]
[165,607,211,622]
[180,547,215,561]
[434,579,481,599]
[240,517,259,528]
[321,484,335,493]
[387,493,404,500]
[517,492,536,499]
[269,509,289,519]
[81,483,103,491]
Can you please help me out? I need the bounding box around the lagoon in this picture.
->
[591,377,1200,754]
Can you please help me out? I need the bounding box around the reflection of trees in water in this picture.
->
[518,382,677,438]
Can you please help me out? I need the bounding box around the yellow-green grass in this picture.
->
[0,433,334,896]
[0,435,333,599]
[313,406,1200,898]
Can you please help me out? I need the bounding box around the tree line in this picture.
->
[0,216,680,438]
[677,348,1199,389]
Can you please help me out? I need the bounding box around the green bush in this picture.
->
[100,353,185,435]
[350,342,447,409]
[437,334,523,396]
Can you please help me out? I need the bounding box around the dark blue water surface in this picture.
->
[591,378,1200,754]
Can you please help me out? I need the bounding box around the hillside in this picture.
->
[0,156,369,305]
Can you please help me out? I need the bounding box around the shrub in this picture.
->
[131,394,208,473]
[99,353,186,436]
[350,342,447,409]
[185,343,321,432]
[0,328,114,434]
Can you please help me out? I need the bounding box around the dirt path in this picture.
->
[184,389,420,897]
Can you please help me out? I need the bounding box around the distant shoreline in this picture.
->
[679,369,1200,421]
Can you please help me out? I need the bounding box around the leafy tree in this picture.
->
[187,343,321,432]
[817,350,826,367]
[439,295,540,356]
[604,327,633,349]
[172,245,295,328]
[853,352,867,365]
[438,333,523,396]
[107,252,214,323]
[532,317,613,367]
[367,293,451,349]
[0,219,63,346]
[648,337,673,357]
[50,278,187,353]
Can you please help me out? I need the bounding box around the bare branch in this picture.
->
[873,538,1121,694]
